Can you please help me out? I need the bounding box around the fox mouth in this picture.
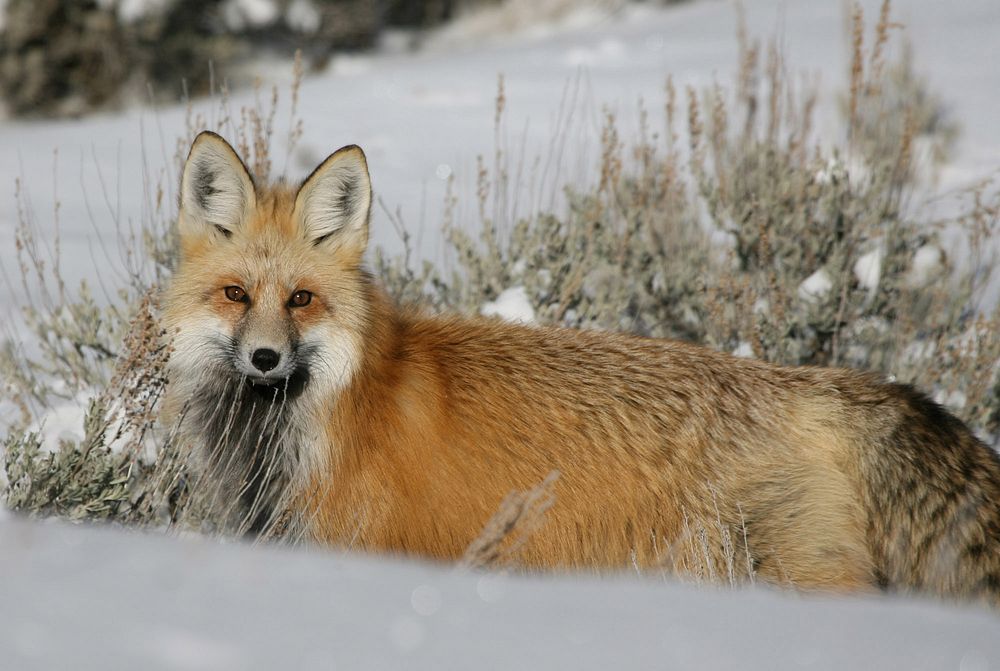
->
[242,366,310,401]
[247,376,286,387]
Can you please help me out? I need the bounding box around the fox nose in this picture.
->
[251,348,281,373]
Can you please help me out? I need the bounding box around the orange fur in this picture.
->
[165,132,1000,605]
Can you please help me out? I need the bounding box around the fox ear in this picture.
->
[179,131,256,240]
[294,145,371,253]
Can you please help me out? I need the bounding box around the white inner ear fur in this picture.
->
[180,134,255,237]
[295,147,371,247]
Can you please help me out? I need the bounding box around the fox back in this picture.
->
[165,132,1000,607]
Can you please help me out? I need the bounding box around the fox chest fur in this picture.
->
[165,131,1000,606]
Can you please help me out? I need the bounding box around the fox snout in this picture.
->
[234,336,298,383]
[233,338,314,400]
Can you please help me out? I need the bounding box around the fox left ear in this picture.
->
[294,145,372,254]
[179,131,256,241]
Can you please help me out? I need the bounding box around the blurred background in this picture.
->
[0,0,687,118]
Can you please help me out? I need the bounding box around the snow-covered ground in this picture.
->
[1,0,1000,665]
[1,514,997,670]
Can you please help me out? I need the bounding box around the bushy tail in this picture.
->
[863,385,1000,607]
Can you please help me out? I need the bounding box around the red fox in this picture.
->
[165,131,1000,605]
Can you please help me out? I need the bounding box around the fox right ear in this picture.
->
[179,131,256,240]
[293,144,371,255]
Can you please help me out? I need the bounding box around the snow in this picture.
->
[814,156,872,186]
[0,515,997,671]
[28,393,88,453]
[934,388,967,412]
[223,0,279,31]
[429,0,623,48]
[1,0,1000,663]
[854,245,884,293]
[908,243,946,289]
[798,269,833,303]
[284,0,320,34]
[901,339,936,367]
[562,37,628,68]
[481,286,536,324]
[814,158,842,186]
[116,0,171,23]
[23,389,149,456]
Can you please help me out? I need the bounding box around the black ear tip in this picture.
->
[299,144,371,193]
[334,144,368,165]
[190,130,237,155]
[188,131,221,162]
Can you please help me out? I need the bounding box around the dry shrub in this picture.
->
[3,291,172,522]
[380,0,999,441]
[0,58,308,537]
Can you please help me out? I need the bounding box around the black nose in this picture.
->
[251,348,281,373]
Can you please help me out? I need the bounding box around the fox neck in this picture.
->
[185,377,309,535]
[250,277,398,531]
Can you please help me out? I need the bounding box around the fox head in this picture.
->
[165,131,372,405]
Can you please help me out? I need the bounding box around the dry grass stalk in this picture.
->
[102,289,172,455]
[664,75,678,148]
[848,3,865,143]
[656,498,756,589]
[461,471,559,570]
[283,49,306,178]
[598,108,623,196]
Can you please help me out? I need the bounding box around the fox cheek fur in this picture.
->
[164,131,1000,608]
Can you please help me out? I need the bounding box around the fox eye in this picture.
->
[289,290,312,307]
[224,286,248,303]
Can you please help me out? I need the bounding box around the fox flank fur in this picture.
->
[165,131,1000,605]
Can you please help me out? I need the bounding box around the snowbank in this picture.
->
[0,516,996,670]
[481,286,536,324]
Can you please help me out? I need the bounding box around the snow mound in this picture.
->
[481,287,536,324]
[798,269,833,303]
[114,0,172,23]
[223,0,279,31]
[854,245,884,293]
[907,244,946,289]
[28,393,90,453]
[934,388,967,412]
[285,0,320,34]
[429,0,623,48]
[0,517,997,670]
